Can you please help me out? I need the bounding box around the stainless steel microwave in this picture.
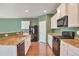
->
[57,16,68,27]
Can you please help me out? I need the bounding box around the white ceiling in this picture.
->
[0,3,60,18]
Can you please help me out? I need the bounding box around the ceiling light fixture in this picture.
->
[57,10,60,14]
[43,10,47,13]
[25,10,29,12]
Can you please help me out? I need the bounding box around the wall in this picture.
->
[46,14,53,32]
[22,18,38,26]
[21,18,38,33]
[0,18,21,33]
[31,19,38,26]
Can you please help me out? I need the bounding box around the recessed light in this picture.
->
[25,10,29,12]
[43,10,47,13]
[57,10,60,13]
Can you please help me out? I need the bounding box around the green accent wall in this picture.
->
[0,18,21,33]
[46,14,53,32]
[31,18,38,26]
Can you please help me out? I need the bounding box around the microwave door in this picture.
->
[63,16,68,27]
[57,18,63,27]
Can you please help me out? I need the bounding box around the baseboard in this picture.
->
[39,41,47,44]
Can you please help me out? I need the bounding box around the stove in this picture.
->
[52,31,75,56]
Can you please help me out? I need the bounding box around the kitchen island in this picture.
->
[0,33,31,56]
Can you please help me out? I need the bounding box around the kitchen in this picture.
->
[48,3,79,56]
[0,3,79,56]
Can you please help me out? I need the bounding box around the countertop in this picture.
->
[0,34,30,45]
[48,32,61,36]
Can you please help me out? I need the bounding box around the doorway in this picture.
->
[39,20,46,43]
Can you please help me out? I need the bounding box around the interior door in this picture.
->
[39,20,46,43]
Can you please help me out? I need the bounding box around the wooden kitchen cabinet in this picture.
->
[48,34,53,48]
[68,3,79,27]
[51,13,57,29]
[60,40,68,56]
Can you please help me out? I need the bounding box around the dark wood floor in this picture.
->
[26,42,54,56]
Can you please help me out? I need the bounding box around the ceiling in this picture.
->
[0,3,60,18]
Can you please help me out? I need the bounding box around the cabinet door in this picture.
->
[60,40,68,56]
[57,5,61,19]
[60,4,68,18]
[48,35,52,48]
[25,36,31,54]
[51,14,57,29]
[68,44,79,56]
[68,3,79,27]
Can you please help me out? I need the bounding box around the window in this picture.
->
[21,21,30,29]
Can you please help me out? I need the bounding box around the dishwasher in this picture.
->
[17,40,25,56]
[53,36,60,56]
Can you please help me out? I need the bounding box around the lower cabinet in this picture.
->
[60,40,68,56]
[48,34,53,48]
[25,35,31,54]
[60,40,79,56]
[68,44,79,56]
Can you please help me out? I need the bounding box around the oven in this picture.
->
[52,31,75,56]
[53,36,60,56]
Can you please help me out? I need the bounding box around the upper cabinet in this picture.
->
[57,5,61,19]
[57,3,79,27]
[51,3,79,28]
[51,13,57,29]
[57,4,68,18]
[60,4,68,18]
[68,3,79,27]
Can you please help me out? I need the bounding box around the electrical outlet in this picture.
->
[77,31,79,35]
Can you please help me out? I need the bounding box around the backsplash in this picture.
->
[52,27,79,37]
